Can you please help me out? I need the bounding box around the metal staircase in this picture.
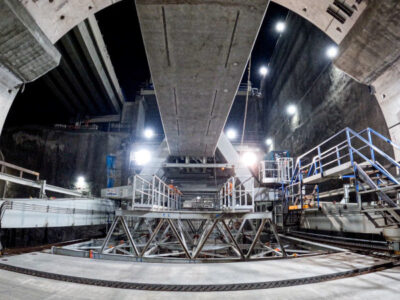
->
[287,127,400,230]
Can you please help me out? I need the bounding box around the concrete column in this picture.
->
[0,66,20,134]
[0,0,61,135]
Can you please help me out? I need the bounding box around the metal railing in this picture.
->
[219,177,254,211]
[286,127,400,208]
[291,128,400,185]
[0,161,82,198]
[131,175,181,211]
[260,158,293,184]
[0,160,39,180]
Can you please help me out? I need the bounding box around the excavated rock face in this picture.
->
[263,13,392,157]
[0,126,130,197]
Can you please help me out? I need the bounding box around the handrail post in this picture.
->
[168,186,170,210]
[132,175,136,209]
[298,159,302,182]
[252,177,255,211]
[317,147,323,175]
[232,178,236,208]
[367,128,376,162]
[336,146,341,166]
[346,129,355,167]
[151,176,155,207]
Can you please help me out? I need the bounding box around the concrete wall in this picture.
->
[263,13,392,157]
[335,0,400,160]
[0,127,130,197]
[0,72,19,135]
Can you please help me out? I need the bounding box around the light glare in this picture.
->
[226,129,237,140]
[76,176,86,189]
[326,46,338,59]
[287,104,296,115]
[132,149,151,166]
[275,21,286,33]
[265,138,273,146]
[143,128,154,139]
[259,66,268,76]
[241,151,257,167]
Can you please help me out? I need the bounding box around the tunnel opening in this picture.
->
[1,0,400,298]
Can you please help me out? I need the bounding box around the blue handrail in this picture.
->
[289,127,400,188]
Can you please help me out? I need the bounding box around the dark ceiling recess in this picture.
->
[96,0,150,101]
[4,0,287,128]
[5,0,150,128]
[242,3,289,88]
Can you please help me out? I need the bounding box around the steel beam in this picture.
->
[268,219,287,257]
[140,219,165,257]
[192,219,218,259]
[163,163,234,168]
[100,216,119,253]
[167,219,192,259]
[120,216,140,256]
[221,219,245,259]
[116,210,271,220]
[246,218,267,259]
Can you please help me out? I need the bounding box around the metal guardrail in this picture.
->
[219,177,254,211]
[284,127,400,210]
[291,127,400,185]
[0,160,39,180]
[0,167,82,198]
[260,158,293,184]
[131,175,181,210]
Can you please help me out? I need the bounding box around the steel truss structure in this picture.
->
[78,210,289,262]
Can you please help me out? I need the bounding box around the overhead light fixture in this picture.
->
[275,21,286,33]
[75,176,86,189]
[226,129,237,140]
[259,66,268,77]
[131,149,151,166]
[241,151,257,167]
[143,128,154,139]
[326,45,338,59]
[265,138,273,146]
[287,104,297,115]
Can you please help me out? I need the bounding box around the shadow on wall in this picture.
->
[263,12,392,157]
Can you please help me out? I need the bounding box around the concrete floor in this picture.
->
[0,251,399,299]
[1,265,400,299]
[0,251,387,285]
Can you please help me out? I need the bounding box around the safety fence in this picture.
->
[259,158,293,184]
[131,175,181,210]
[219,177,254,211]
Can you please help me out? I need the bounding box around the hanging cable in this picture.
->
[240,55,251,154]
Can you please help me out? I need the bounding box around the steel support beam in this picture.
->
[120,216,140,256]
[163,163,234,168]
[167,219,192,259]
[140,219,165,257]
[246,218,267,259]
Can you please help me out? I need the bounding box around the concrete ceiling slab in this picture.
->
[136,0,269,156]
